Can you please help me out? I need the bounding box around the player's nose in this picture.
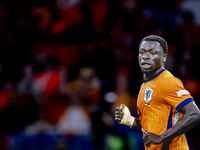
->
[141,52,150,60]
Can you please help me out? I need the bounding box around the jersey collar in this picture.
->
[143,69,166,83]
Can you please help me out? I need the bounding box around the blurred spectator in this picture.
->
[179,10,200,49]
[114,65,137,115]
[178,65,200,99]
[68,67,102,106]
[52,0,84,34]
[18,63,34,95]
[56,93,94,149]
[92,0,108,32]
[181,0,200,26]
[33,55,68,125]
[0,79,38,136]
[56,93,92,136]
[78,38,117,94]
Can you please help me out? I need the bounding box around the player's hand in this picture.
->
[115,104,124,123]
[115,104,135,127]
[142,128,164,147]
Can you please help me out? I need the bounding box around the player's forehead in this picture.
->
[139,41,162,51]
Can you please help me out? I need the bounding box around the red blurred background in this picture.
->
[0,0,199,149]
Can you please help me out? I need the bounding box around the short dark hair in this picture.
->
[139,35,168,54]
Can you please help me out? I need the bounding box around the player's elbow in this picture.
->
[190,109,200,124]
[195,110,200,123]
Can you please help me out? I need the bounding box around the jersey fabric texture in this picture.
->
[137,69,193,150]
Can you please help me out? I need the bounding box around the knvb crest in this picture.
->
[144,88,153,102]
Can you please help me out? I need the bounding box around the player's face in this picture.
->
[138,41,166,73]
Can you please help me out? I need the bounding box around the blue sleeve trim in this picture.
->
[176,98,194,111]
[167,107,173,129]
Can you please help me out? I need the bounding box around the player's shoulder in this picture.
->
[161,70,183,86]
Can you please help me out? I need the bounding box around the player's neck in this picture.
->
[143,67,165,81]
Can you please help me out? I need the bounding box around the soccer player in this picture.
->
[115,35,200,150]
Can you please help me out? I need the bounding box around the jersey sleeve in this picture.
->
[162,77,194,111]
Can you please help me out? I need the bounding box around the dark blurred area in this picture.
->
[0,0,199,149]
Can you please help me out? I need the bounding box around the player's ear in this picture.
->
[162,54,167,63]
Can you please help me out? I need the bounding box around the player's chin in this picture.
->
[141,68,153,73]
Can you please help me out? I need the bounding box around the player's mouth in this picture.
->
[141,62,152,69]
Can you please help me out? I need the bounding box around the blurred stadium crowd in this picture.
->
[0,0,199,149]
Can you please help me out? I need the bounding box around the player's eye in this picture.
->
[139,51,144,54]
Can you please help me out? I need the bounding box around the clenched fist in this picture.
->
[115,104,135,127]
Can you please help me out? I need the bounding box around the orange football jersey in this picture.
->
[137,69,194,150]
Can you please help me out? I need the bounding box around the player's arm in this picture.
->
[115,104,142,130]
[142,101,200,147]
[161,101,200,141]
